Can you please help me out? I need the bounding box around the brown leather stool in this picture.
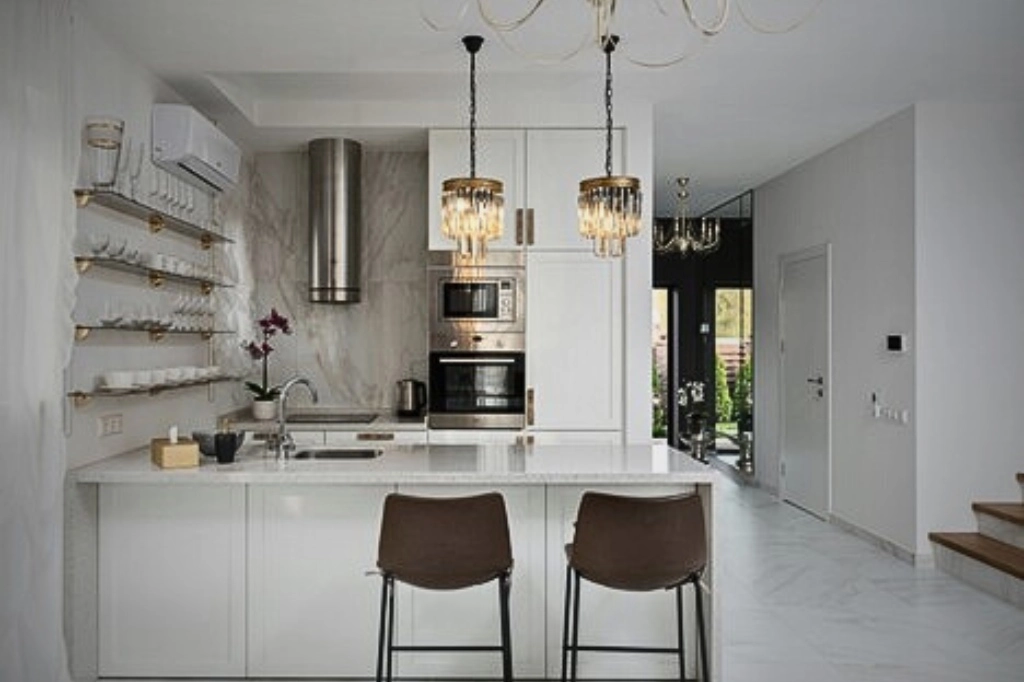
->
[561,492,708,682]
[375,492,514,682]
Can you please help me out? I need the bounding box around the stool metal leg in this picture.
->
[385,575,396,682]
[560,565,572,682]
[498,572,513,682]
[693,578,708,682]
[375,575,389,682]
[569,570,581,682]
[675,584,686,681]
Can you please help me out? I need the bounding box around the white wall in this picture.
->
[66,14,247,468]
[754,109,918,553]
[915,101,1024,555]
[244,150,430,409]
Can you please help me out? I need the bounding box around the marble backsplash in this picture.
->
[239,149,429,410]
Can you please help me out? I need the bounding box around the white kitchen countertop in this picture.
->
[71,442,717,486]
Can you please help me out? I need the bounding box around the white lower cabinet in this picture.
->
[96,480,697,680]
[247,484,393,677]
[98,484,246,678]
[394,484,547,679]
[545,485,700,680]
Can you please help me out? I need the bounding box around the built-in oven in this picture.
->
[428,350,526,429]
[428,251,524,344]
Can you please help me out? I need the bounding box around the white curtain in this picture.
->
[0,0,76,680]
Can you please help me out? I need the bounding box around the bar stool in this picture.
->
[375,492,514,682]
[561,491,708,682]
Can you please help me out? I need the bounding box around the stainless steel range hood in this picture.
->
[308,138,362,303]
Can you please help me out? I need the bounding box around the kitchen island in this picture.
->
[67,442,719,681]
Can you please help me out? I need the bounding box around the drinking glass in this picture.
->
[84,116,124,188]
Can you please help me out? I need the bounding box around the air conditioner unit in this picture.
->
[152,104,240,192]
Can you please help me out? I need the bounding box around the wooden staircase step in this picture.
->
[973,502,1024,526]
[929,532,1024,581]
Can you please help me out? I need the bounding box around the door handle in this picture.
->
[526,208,535,245]
[806,376,824,385]
[526,387,535,426]
[515,209,524,245]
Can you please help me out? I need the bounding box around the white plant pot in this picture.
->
[251,399,277,421]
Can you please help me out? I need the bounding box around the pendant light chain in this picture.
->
[469,45,477,178]
[603,37,614,177]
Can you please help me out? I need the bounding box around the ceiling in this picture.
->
[79,0,1024,215]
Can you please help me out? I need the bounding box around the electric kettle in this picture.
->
[395,379,427,417]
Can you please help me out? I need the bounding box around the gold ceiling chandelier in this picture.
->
[577,35,642,258]
[653,177,721,257]
[422,0,822,67]
[440,35,504,260]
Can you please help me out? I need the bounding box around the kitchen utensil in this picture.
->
[395,379,427,417]
[214,431,245,463]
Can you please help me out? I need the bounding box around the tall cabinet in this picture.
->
[429,128,625,441]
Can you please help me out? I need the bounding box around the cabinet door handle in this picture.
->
[357,432,395,441]
[526,208,535,245]
[515,209,524,245]
[526,387,535,426]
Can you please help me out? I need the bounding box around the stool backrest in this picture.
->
[570,492,706,591]
[377,492,513,590]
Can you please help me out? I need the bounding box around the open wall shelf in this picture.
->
[74,188,232,248]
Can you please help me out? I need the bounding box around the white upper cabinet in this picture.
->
[428,128,623,252]
[428,129,525,252]
[525,129,623,251]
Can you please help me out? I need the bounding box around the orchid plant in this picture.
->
[242,308,292,401]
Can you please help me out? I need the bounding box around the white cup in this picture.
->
[103,370,133,389]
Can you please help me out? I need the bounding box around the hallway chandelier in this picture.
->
[578,35,642,258]
[653,177,720,257]
[440,35,505,261]
[421,0,822,67]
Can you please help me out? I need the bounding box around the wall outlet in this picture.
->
[98,413,123,437]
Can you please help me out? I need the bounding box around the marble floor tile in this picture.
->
[719,479,1024,682]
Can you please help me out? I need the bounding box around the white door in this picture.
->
[779,247,831,518]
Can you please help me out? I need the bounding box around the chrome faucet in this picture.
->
[273,376,319,459]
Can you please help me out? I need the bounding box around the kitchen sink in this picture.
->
[286,412,378,424]
[292,447,383,460]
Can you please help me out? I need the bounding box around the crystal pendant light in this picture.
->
[441,35,505,261]
[577,35,642,258]
[653,177,721,257]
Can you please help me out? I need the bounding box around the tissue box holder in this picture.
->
[151,438,199,469]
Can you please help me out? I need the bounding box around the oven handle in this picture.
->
[437,357,517,364]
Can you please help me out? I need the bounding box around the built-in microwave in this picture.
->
[428,251,525,344]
